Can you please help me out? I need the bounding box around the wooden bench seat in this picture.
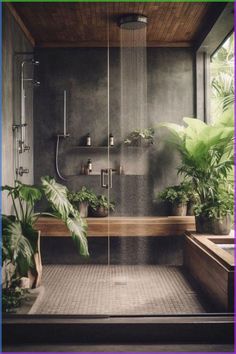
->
[36,216,195,237]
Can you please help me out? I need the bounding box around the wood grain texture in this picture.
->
[35,216,195,237]
[5,3,35,46]
[184,234,234,312]
[10,2,225,48]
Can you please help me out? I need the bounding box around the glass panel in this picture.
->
[210,33,234,123]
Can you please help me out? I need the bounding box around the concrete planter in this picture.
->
[172,202,187,216]
[187,201,195,216]
[89,206,108,217]
[195,214,231,235]
[76,201,88,218]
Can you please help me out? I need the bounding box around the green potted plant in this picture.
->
[68,187,97,218]
[124,128,155,146]
[89,195,115,217]
[159,108,234,234]
[158,183,189,216]
[2,176,89,303]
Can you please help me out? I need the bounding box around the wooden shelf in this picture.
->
[36,216,195,237]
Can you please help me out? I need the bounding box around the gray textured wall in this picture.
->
[34,47,194,215]
[2,5,34,214]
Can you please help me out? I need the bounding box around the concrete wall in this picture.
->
[2,5,34,214]
[34,47,195,215]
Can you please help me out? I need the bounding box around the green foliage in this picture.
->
[2,177,89,289]
[68,186,97,204]
[158,183,189,204]
[2,287,29,313]
[41,176,89,256]
[90,195,115,211]
[2,217,34,283]
[210,34,234,120]
[124,128,155,145]
[159,110,234,219]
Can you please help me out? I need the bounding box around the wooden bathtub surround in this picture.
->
[35,216,195,237]
[184,232,234,312]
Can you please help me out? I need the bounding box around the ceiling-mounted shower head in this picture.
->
[118,14,148,30]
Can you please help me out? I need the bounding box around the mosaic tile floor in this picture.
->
[29,265,213,315]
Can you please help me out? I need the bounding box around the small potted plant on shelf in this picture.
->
[68,187,97,218]
[159,108,234,234]
[158,183,189,216]
[1,176,89,311]
[89,195,115,217]
[124,128,155,146]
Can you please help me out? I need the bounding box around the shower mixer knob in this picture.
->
[17,167,29,176]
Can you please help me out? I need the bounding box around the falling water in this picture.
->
[119,25,149,264]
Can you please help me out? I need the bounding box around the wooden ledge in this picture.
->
[36,216,195,237]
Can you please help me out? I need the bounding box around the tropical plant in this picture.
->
[67,186,97,205]
[210,34,234,120]
[124,128,155,145]
[158,183,189,204]
[2,286,29,313]
[2,176,89,291]
[90,195,115,212]
[40,176,88,256]
[159,108,234,220]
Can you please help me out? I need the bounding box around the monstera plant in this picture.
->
[2,176,89,306]
[159,108,234,234]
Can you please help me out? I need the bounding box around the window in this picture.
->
[210,33,234,123]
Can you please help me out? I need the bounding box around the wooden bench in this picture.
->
[36,216,195,237]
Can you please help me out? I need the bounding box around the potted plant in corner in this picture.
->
[89,195,115,217]
[158,183,189,216]
[2,176,89,311]
[159,108,234,234]
[68,186,97,218]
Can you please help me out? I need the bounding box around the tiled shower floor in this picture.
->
[29,265,214,315]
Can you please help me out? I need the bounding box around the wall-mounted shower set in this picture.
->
[13,55,40,179]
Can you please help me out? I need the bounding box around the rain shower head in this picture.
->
[118,15,148,30]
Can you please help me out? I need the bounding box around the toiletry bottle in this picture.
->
[87,159,92,174]
[119,165,124,175]
[86,133,91,146]
[109,134,114,146]
[81,162,85,175]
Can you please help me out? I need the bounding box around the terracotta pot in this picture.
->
[76,201,88,218]
[89,206,108,217]
[172,202,187,216]
[195,214,231,235]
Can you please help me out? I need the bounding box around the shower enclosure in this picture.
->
[4,4,233,323]
[28,11,229,318]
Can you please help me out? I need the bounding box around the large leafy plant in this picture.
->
[159,109,234,219]
[2,176,89,290]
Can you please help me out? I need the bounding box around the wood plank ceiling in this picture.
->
[10,2,226,47]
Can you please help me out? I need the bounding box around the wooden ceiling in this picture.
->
[9,2,226,47]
